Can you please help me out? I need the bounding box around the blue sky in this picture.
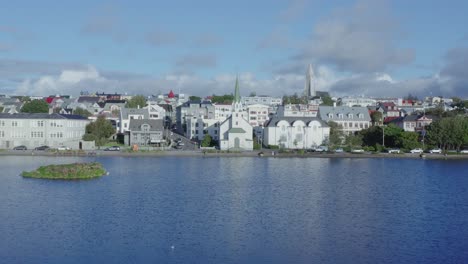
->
[1,0,468,98]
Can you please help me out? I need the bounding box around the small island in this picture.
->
[22,162,106,180]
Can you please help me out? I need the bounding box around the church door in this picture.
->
[234,137,240,149]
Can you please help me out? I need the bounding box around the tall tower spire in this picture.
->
[234,75,240,103]
[305,64,315,99]
[233,75,243,112]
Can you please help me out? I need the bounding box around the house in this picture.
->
[319,106,371,135]
[119,108,149,133]
[218,77,253,151]
[186,117,220,141]
[124,119,165,146]
[391,114,434,132]
[0,113,92,150]
[175,100,214,134]
[263,116,330,149]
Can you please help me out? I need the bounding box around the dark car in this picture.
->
[104,146,120,151]
[13,145,27,150]
[35,145,50,151]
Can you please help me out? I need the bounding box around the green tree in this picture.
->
[82,116,115,148]
[320,96,334,106]
[345,133,363,148]
[74,108,92,117]
[370,111,383,126]
[21,99,49,113]
[360,126,384,147]
[201,134,212,147]
[396,131,420,150]
[327,121,344,148]
[126,95,147,108]
[211,94,234,104]
[0,106,3,113]
[189,96,202,101]
[427,116,468,150]
[249,91,257,97]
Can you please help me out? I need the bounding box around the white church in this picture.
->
[218,77,253,151]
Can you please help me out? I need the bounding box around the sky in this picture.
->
[1,0,468,98]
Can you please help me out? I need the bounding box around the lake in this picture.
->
[1,156,468,263]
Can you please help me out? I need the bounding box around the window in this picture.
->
[328,113,333,119]
[12,121,18,127]
[196,122,199,127]
[0,131,4,137]
[0,121,5,126]
[338,114,343,119]
[348,114,353,119]
[214,130,218,134]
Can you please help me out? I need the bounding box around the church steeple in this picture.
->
[233,75,242,112]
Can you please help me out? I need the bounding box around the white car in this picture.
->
[410,148,423,154]
[57,146,71,151]
[351,149,365,153]
[460,150,468,154]
[429,148,442,154]
[388,149,400,154]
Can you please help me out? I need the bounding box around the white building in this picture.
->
[338,97,377,107]
[263,116,330,149]
[277,104,319,118]
[0,113,91,150]
[241,96,282,107]
[246,104,270,127]
[186,117,220,141]
[219,78,253,151]
[213,104,232,121]
[319,106,371,135]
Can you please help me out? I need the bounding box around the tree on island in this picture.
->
[82,116,115,148]
[126,95,147,108]
[21,99,49,113]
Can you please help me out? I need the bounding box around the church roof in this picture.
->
[228,127,246,133]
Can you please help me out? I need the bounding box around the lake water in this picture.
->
[1,156,468,264]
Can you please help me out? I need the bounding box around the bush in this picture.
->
[268,145,279,150]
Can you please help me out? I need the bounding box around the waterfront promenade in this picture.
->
[2,149,468,160]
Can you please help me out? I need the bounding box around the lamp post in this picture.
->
[382,125,385,148]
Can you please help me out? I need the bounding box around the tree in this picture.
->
[345,134,363,148]
[249,91,257,97]
[211,94,234,104]
[370,111,383,126]
[320,96,334,106]
[82,116,115,148]
[74,108,92,118]
[201,134,212,147]
[404,93,418,101]
[126,95,147,108]
[426,116,468,151]
[327,121,344,148]
[21,99,49,113]
[189,96,202,101]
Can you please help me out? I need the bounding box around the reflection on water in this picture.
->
[1,156,468,263]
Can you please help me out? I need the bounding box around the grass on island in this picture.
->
[22,162,106,180]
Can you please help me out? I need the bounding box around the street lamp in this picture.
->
[382,125,385,148]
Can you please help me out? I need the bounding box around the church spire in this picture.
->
[234,75,241,103]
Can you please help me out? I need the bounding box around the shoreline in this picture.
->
[2,150,468,160]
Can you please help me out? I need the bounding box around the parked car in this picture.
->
[460,149,468,154]
[175,138,182,143]
[410,148,423,154]
[429,148,442,154]
[334,148,344,153]
[104,146,120,151]
[13,145,27,150]
[351,149,365,153]
[35,145,50,151]
[177,142,185,146]
[57,146,71,151]
[315,146,328,152]
[388,149,400,154]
